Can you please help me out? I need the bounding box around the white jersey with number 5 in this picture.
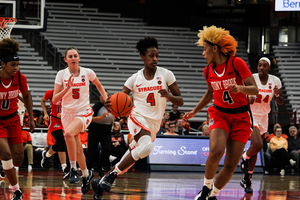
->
[55,67,96,113]
[125,66,176,123]
[250,73,282,115]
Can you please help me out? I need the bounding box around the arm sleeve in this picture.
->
[124,74,136,90]
[87,68,97,81]
[165,69,176,86]
[274,76,282,89]
[55,70,63,85]
[43,90,52,101]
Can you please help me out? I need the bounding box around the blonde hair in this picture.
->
[196,25,237,56]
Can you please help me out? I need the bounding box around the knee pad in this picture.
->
[131,135,153,161]
[1,159,14,170]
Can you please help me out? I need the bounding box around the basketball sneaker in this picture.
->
[12,189,23,200]
[99,171,118,192]
[69,168,79,184]
[41,150,49,168]
[63,167,70,179]
[92,178,103,200]
[0,164,5,178]
[240,156,249,174]
[240,176,253,193]
[81,169,94,194]
[194,185,212,200]
[208,197,217,200]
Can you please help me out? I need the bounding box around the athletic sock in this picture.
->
[82,168,89,177]
[61,164,67,171]
[70,161,76,170]
[243,152,250,160]
[46,151,52,158]
[11,183,20,192]
[203,177,213,189]
[209,184,221,197]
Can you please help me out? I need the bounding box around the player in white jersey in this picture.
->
[240,57,284,193]
[92,37,183,199]
[53,47,107,194]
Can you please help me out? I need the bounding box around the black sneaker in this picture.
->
[240,178,253,193]
[41,150,49,168]
[92,179,103,200]
[69,168,79,184]
[12,189,23,200]
[240,156,249,174]
[0,164,5,178]
[63,167,70,179]
[81,170,94,194]
[99,171,118,192]
[208,197,217,200]
[194,185,212,200]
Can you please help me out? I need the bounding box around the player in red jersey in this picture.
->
[183,26,258,200]
[40,90,69,179]
[0,38,35,200]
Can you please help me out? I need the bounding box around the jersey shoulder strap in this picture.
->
[231,56,242,80]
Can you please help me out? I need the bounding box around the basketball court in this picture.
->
[0,169,299,200]
[0,1,299,200]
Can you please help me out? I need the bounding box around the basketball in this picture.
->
[109,92,133,117]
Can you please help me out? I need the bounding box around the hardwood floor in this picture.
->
[0,169,300,200]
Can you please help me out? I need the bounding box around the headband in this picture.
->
[205,40,219,47]
[0,54,19,62]
[259,57,270,66]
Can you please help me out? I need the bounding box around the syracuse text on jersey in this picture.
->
[64,82,86,87]
[137,85,162,92]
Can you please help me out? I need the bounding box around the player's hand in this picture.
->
[67,75,74,89]
[274,87,280,97]
[158,89,169,99]
[43,114,49,121]
[29,119,36,133]
[249,95,256,104]
[104,96,112,112]
[183,111,196,121]
[57,113,61,118]
[228,84,241,94]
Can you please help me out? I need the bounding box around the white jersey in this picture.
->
[125,66,176,123]
[250,73,282,115]
[55,67,96,113]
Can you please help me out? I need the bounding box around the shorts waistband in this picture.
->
[213,104,250,114]
[0,111,18,120]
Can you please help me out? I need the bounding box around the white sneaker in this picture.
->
[280,169,285,176]
[289,159,296,166]
[28,165,32,172]
[15,167,19,171]
[109,155,117,163]
[264,171,269,175]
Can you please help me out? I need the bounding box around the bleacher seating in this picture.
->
[273,42,300,122]
[13,2,250,123]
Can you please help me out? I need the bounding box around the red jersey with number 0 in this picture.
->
[43,89,61,118]
[0,72,28,116]
[204,56,252,109]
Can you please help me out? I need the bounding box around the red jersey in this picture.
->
[204,56,252,109]
[43,90,61,118]
[0,71,28,116]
